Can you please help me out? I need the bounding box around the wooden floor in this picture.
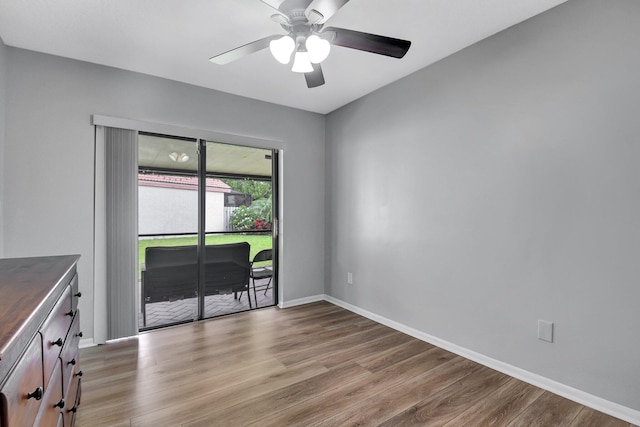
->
[77,302,634,427]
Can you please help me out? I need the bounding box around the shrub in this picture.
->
[230,206,260,231]
[249,196,272,223]
[230,196,273,231]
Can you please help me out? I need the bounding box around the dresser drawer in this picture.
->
[40,286,73,389]
[34,359,64,427]
[70,274,81,313]
[64,363,81,427]
[60,313,81,398]
[0,336,44,427]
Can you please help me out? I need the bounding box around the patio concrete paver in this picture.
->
[139,278,274,330]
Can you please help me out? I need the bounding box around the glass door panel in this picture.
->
[202,141,276,318]
[138,134,199,330]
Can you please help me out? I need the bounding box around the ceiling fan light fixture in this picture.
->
[169,152,189,163]
[291,51,314,73]
[269,35,295,64]
[306,35,331,64]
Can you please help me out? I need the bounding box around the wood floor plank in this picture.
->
[275,322,396,367]
[80,355,288,418]
[80,358,327,426]
[506,391,584,427]
[569,406,633,427]
[177,362,371,426]
[256,348,464,427]
[312,326,417,368]
[442,377,545,426]
[75,302,634,427]
[355,338,435,372]
[316,354,480,427]
[377,365,512,426]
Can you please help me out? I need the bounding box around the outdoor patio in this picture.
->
[139,277,274,330]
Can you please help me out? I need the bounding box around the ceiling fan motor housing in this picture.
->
[276,0,317,17]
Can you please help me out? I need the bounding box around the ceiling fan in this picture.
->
[209,0,412,88]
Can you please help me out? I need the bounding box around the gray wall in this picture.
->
[3,48,325,340]
[0,36,6,257]
[326,0,640,411]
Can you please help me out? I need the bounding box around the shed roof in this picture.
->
[138,174,231,193]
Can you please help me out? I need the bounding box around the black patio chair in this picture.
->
[239,249,273,307]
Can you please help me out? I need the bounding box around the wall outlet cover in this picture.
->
[538,320,554,343]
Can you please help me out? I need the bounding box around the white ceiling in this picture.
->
[0,0,567,114]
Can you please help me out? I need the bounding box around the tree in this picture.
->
[222,178,271,201]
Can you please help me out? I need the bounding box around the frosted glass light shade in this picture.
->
[269,36,295,64]
[291,51,314,73]
[169,152,189,163]
[306,35,331,64]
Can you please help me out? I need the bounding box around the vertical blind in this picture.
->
[105,127,138,339]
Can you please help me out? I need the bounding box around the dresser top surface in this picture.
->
[0,255,80,361]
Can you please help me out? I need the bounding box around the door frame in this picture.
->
[92,115,284,344]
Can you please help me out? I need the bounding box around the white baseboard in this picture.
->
[279,294,325,309]
[79,338,97,349]
[323,295,640,426]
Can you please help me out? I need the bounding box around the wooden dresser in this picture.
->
[0,256,82,427]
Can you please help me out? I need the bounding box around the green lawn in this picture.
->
[138,234,272,276]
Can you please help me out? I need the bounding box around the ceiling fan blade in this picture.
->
[305,64,325,88]
[322,27,411,58]
[210,35,281,65]
[305,0,351,24]
[259,0,287,11]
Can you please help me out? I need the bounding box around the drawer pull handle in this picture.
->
[75,370,83,377]
[68,358,76,366]
[65,309,75,317]
[54,399,65,409]
[27,387,43,400]
[74,291,82,298]
[52,338,63,347]
[76,331,83,338]
[69,405,78,413]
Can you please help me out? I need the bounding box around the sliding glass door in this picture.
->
[137,134,277,330]
[203,141,277,318]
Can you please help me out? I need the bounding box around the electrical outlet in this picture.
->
[538,320,554,343]
[347,272,353,285]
